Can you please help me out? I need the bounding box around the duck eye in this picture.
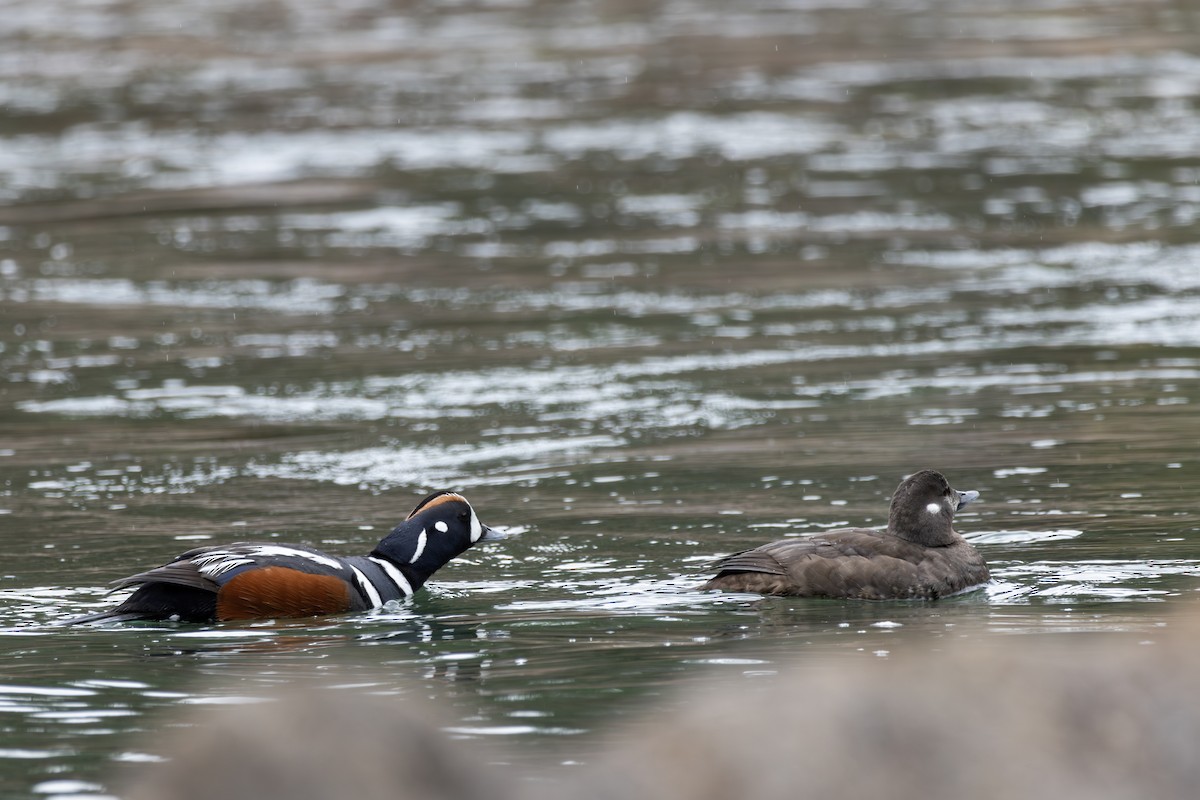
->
[458,510,470,522]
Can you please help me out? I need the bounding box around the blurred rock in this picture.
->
[565,627,1200,800]
[123,623,1200,800]
[123,689,512,800]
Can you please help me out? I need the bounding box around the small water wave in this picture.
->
[966,529,1083,545]
[10,277,348,315]
[249,435,623,490]
[493,576,727,617]
[989,559,1200,603]
[888,242,1200,291]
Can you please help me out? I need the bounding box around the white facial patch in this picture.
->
[468,506,483,543]
[434,520,448,534]
[926,502,943,515]
[410,530,427,563]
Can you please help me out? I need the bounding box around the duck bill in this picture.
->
[477,524,509,543]
[956,490,980,510]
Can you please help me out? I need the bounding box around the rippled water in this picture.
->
[3,0,1200,796]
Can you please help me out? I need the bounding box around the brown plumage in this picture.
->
[215,567,353,620]
[703,469,988,600]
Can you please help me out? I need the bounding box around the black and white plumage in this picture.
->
[703,470,988,600]
[68,491,505,624]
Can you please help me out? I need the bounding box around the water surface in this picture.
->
[3,0,1200,796]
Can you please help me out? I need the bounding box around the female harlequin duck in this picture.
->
[703,470,988,599]
[69,491,505,624]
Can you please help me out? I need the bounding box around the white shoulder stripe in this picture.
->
[191,552,253,577]
[246,545,343,569]
[190,545,344,578]
[367,557,414,597]
[348,565,383,608]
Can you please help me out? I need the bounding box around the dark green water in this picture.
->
[3,0,1200,796]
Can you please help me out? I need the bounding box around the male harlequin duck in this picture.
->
[703,469,988,600]
[68,491,505,624]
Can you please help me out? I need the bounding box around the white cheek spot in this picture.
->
[469,510,483,543]
[434,520,449,534]
[926,502,943,515]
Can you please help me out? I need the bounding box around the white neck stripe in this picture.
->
[348,565,383,608]
[368,557,415,597]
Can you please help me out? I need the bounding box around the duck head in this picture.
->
[887,469,978,547]
[371,491,506,589]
